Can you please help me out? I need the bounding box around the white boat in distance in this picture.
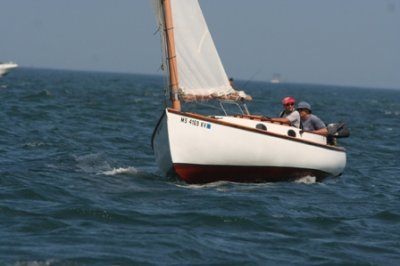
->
[271,73,282,84]
[151,0,349,184]
[0,62,18,77]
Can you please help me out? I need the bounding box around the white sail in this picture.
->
[152,0,250,101]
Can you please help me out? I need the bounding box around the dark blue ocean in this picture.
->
[1,68,399,265]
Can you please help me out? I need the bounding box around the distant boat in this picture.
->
[270,73,281,84]
[0,62,18,77]
[151,0,349,184]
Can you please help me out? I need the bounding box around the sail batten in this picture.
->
[152,0,250,102]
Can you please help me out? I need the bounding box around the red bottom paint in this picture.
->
[174,164,332,184]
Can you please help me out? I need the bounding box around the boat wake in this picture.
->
[295,175,317,184]
[101,166,138,176]
[176,181,231,190]
[176,180,275,191]
[75,153,138,176]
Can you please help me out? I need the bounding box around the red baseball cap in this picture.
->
[281,96,296,105]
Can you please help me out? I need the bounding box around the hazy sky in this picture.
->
[1,0,399,89]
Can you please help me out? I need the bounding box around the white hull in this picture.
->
[152,108,346,183]
[0,62,18,77]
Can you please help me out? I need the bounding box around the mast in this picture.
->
[162,0,181,111]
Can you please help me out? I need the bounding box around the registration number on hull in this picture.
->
[180,117,211,129]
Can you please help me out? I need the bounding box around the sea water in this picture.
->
[0,68,399,265]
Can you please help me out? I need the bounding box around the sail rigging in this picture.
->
[152,0,251,103]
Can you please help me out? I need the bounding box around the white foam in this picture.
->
[177,181,229,189]
[176,181,273,191]
[295,175,317,184]
[101,166,138,176]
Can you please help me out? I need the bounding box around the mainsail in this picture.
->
[152,0,250,102]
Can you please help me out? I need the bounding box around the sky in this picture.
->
[1,0,399,89]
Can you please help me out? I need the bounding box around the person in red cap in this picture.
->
[270,96,300,127]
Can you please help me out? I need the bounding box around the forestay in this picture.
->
[152,0,251,101]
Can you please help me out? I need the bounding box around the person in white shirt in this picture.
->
[270,96,300,128]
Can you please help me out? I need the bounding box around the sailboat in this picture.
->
[151,0,349,184]
[0,62,18,77]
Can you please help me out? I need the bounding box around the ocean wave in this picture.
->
[384,111,400,116]
[14,259,59,266]
[22,141,47,148]
[75,153,112,173]
[21,89,52,101]
[101,166,138,176]
[177,181,231,190]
